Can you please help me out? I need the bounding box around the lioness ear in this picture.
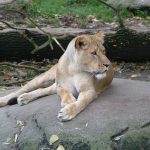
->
[95,32,105,44]
[75,36,88,50]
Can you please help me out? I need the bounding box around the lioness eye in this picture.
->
[91,51,97,55]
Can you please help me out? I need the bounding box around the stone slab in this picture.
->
[0,78,150,149]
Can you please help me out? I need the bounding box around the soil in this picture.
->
[0,9,150,30]
[114,61,150,82]
[0,60,150,87]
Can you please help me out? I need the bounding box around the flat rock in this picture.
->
[108,0,150,9]
[0,78,150,150]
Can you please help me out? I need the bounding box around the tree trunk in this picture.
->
[105,28,150,61]
[0,27,150,62]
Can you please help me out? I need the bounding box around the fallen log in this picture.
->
[0,27,150,62]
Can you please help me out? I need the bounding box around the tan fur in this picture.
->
[0,32,114,121]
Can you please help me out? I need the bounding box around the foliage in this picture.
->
[28,0,115,22]
[28,0,148,24]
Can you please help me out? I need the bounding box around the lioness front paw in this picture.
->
[61,98,76,108]
[17,93,32,106]
[57,103,77,121]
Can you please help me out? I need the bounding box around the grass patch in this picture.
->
[27,0,149,27]
[0,66,15,72]
[28,0,115,22]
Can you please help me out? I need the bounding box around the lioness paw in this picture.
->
[17,93,32,105]
[57,103,77,121]
[61,98,76,108]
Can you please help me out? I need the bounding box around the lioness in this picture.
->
[0,32,114,121]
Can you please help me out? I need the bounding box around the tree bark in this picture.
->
[105,28,150,61]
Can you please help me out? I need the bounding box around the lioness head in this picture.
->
[74,32,110,79]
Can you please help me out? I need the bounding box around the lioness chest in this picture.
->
[56,73,95,98]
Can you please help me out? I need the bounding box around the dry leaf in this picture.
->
[16,120,25,132]
[133,16,142,20]
[131,74,141,78]
[0,87,6,93]
[114,135,124,141]
[49,134,59,145]
[16,120,24,127]
[2,142,10,145]
[57,145,65,150]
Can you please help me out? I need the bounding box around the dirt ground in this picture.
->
[0,9,150,30]
[114,61,150,82]
[0,60,150,87]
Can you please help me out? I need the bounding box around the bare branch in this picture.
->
[0,21,26,30]
[19,30,39,49]
[97,0,125,28]
[0,20,41,51]
[0,62,46,73]
[0,20,63,53]
[4,9,65,52]
[31,39,50,54]
[52,37,65,52]
[0,78,32,86]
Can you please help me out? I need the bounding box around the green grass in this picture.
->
[27,0,148,25]
[28,0,115,22]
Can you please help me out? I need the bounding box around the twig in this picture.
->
[0,20,40,51]
[52,37,65,52]
[19,30,39,50]
[110,126,129,141]
[0,78,32,86]
[0,20,53,53]
[4,9,65,52]
[0,21,26,30]
[18,61,45,65]
[97,0,125,28]
[31,38,51,54]
[26,16,65,52]
[141,121,150,128]
[0,62,46,72]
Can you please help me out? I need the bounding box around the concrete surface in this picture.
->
[0,78,150,150]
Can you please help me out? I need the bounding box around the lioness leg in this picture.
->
[17,83,56,105]
[58,89,97,121]
[0,64,57,107]
[57,87,76,108]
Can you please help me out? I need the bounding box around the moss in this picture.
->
[58,132,113,150]
[19,142,40,150]
[58,133,91,150]
[18,127,150,150]
[112,127,150,150]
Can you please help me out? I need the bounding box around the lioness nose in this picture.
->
[103,64,109,67]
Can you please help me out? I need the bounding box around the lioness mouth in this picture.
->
[94,71,106,80]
